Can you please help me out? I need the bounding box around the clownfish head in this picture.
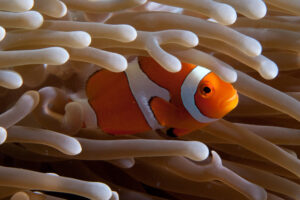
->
[194,69,238,119]
[181,65,238,122]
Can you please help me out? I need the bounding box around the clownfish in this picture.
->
[85,56,238,137]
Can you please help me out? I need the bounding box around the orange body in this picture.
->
[86,57,238,136]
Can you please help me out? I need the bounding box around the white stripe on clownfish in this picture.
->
[125,58,170,130]
[181,66,218,123]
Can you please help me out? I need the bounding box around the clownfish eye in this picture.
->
[199,83,214,98]
[203,86,211,94]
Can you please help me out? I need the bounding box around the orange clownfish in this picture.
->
[85,56,238,137]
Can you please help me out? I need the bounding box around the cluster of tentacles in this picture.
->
[0,0,299,199]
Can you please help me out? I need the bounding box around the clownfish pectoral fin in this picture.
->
[150,97,187,129]
[150,97,181,128]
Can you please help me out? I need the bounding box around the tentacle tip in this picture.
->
[67,146,82,156]
[188,141,209,161]
[21,0,34,11]
[2,71,23,89]
[122,158,135,168]
[258,61,278,80]
[259,68,278,80]
[114,64,128,72]
[166,63,181,73]
[190,36,199,47]
[247,1,267,20]
[245,38,262,57]
[160,57,182,72]
[25,90,40,108]
[73,31,92,48]
[49,47,70,65]
[0,26,6,41]
[134,0,147,5]
[118,25,137,42]
[63,102,84,133]
[74,143,83,155]
[25,11,44,29]
[179,31,199,47]
[88,182,112,200]
[110,191,119,200]
[57,1,68,18]
[0,127,7,144]
[109,56,128,72]
[251,188,268,200]
[214,4,237,25]
[15,75,24,89]
[211,150,222,166]
[65,138,82,156]
[224,70,238,83]
[11,192,30,200]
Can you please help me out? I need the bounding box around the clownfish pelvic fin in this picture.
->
[150,97,205,136]
[166,128,192,137]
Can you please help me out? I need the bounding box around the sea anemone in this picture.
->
[0,0,299,199]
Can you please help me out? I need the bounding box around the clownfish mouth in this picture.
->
[222,91,239,112]
[200,91,239,120]
[225,91,238,104]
